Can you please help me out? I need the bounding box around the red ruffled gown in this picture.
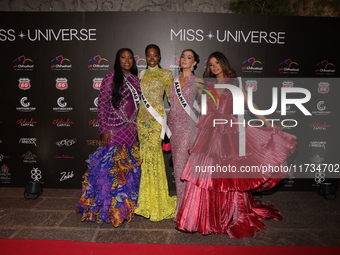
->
[175,83,297,238]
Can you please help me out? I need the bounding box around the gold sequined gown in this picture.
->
[135,65,177,221]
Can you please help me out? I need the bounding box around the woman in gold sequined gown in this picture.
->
[135,44,177,221]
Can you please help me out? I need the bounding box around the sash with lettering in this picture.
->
[124,76,140,110]
[174,76,199,123]
[139,70,172,139]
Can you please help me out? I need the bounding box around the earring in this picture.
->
[190,65,194,72]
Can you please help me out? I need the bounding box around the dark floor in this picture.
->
[0,187,339,246]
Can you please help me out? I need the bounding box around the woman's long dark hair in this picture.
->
[203,51,237,78]
[145,44,162,69]
[111,48,138,109]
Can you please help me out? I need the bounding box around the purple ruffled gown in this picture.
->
[76,72,142,227]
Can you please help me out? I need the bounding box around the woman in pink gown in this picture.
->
[175,51,297,238]
[168,49,203,203]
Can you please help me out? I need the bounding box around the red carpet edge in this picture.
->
[1,239,339,255]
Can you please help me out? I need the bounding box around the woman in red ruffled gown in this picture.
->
[175,52,297,238]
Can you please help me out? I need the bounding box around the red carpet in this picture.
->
[1,239,339,255]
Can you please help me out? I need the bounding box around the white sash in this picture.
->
[139,70,172,139]
[124,77,140,110]
[174,76,199,123]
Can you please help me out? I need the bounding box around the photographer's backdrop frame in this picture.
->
[0,12,339,189]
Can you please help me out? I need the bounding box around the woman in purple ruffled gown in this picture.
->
[175,52,297,238]
[76,48,142,227]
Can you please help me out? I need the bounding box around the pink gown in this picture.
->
[168,75,200,203]
[175,83,297,238]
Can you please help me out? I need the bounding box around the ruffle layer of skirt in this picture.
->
[76,143,142,227]
[176,182,283,238]
[182,117,297,192]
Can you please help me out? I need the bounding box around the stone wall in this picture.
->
[0,0,232,12]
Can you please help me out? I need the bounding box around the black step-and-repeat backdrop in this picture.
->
[0,12,339,189]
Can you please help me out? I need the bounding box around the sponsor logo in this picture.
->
[17,97,36,112]
[55,78,68,90]
[279,59,300,74]
[317,101,326,111]
[310,122,330,131]
[60,171,74,181]
[245,80,257,91]
[135,55,146,69]
[30,167,42,181]
[13,55,34,70]
[309,141,326,149]
[52,119,74,127]
[242,57,263,73]
[53,97,73,112]
[89,98,98,112]
[164,55,180,70]
[51,55,72,70]
[282,81,294,87]
[1,164,11,183]
[312,101,331,115]
[22,151,37,163]
[93,78,102,90]
[88,55,109,70]
[55,155,74,159]
[276,105,296,115]
[279,120,297,130]
[315,60,335,75]
[86,140,101,146]
[17,118,37,127]
[317,82,329,94]
[18,78,31,90]
[89,119,99,127]
[0,154,9,162]
[56,138,77,147]
[19,138,37,146]
[310,154,324,164]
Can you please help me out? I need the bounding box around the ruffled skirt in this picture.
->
[76,143,142,227]
[176,114,297,238]
[176,183,283,238]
